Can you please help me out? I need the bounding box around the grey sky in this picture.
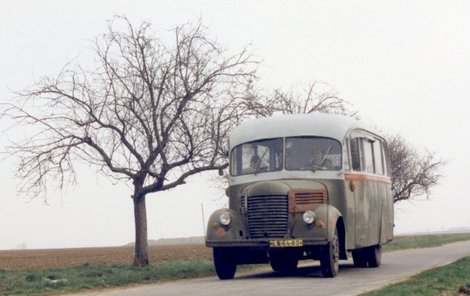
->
[1,0,469,250]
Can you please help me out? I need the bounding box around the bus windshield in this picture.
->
[230,138,283,176]
[230,137,342,176]
[286,137,342,171]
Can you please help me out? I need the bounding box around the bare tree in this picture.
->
[242,81,356,118]
[2,17,257,266]
[387,134,444,203]
[244,86,444,203]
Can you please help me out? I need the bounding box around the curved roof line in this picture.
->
[230,113,374,147]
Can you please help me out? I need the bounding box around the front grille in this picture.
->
[247,195,288,239]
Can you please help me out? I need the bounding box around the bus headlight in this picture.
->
[303,211,316,224]
[219,211,231,226]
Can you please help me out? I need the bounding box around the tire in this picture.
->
[213,247,237,280]
[365,245,382,267]
[352,249,367,267]
[352,245,382,268]
[269,250,299,272]
[320,228,340,277]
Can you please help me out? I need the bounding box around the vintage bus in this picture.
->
[206,113,394,279]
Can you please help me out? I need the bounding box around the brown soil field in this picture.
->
[0,244,211,270]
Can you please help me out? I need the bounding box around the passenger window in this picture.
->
[382,142,389,176]
[349,134,390,176]
[373,141,384,175]
[350,138,361,171]
[362,140,374,174]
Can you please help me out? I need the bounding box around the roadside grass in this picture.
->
[0,260,216,295]
[382,232,470,252]
[361,256,470,296]
[1,233,470,296]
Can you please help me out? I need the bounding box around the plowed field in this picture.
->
[0,244,211,270]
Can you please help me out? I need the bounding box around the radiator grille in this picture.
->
[288,189,328,212]
[247,195,288,239]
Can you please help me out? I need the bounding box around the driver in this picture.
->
[244,155,261,174]
[308,149,333,170]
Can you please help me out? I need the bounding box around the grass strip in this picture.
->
[1,233,470,296]
[382,233,470,252]
[361,256,470,296]
[0,260,215,296]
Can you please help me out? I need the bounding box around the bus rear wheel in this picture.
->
[352,245,382,268]
[365,244,382,267]
[213,247,237,280]
[352,249,367,267]
[269,250,299,272]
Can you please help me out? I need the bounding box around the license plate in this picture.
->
[269,239,303,248]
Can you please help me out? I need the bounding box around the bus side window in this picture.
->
[350,138,361,171]
[382,141,390,176]
[373,140,384,175]
[362,139,375,174]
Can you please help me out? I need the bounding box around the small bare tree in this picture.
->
[2,17,257,266]
[387,134,444,203]
[242,81,356,118]
[246,87,444,203]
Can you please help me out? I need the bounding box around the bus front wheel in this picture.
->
[213,247,237,280]
[320,228,340,277]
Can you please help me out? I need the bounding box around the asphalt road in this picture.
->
[69,240,470,296]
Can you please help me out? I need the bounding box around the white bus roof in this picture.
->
[230,113,372,148]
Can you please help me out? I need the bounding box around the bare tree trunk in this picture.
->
[133,194,149,266]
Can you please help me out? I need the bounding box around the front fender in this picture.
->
[315,204,343,241]
[206,208,246,243]
[291,204,342,242]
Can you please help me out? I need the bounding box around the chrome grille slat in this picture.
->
[247,195,288,239]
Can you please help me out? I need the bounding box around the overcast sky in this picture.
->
[1,0,469,250]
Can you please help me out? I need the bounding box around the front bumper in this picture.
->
[206,237,329,248]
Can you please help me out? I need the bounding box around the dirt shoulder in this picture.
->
[0,244,211,270]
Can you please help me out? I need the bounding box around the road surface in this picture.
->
[68,240,470,296]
